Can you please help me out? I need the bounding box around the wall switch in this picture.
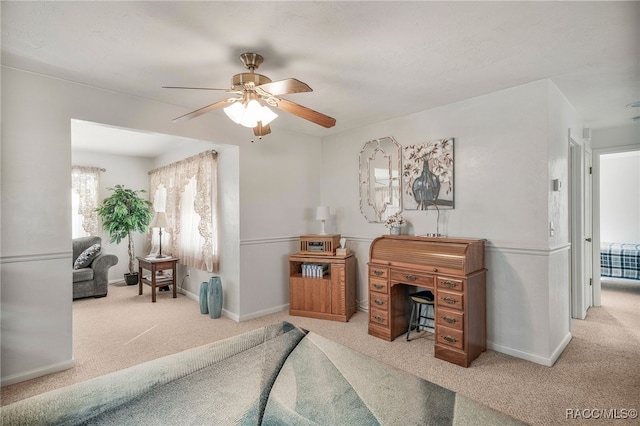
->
[550,222,555,236]
[186,270,190,277]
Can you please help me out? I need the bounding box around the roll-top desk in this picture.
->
[368,235,486,367]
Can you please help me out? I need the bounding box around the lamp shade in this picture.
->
[260,105,278,126]
[315,206,330,221]
[223,100,279,128]
[223,102,245,124]
[150,212,169,228]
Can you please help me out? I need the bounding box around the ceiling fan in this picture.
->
[164,53,336,138]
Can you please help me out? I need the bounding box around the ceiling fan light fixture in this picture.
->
[240,99,263,128]
[223,102,245,124]
[166,52,335,134]
[260,105,278,126]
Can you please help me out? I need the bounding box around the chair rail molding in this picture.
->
[0,251,73,264]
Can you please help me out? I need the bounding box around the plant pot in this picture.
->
[124,272,139,286]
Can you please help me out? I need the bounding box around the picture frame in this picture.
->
[402,138,454,210]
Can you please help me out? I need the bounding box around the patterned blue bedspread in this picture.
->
[601,242,640,280]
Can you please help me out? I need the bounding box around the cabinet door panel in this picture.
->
[290,278,331,313]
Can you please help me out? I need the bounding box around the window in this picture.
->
[71,166,102,238]
[148,151,219,272]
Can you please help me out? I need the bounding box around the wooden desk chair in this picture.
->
[406,290,435,341]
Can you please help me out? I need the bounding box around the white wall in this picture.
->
[1,67,322,384]
[591,123,640,150]
[599,151,640,244]
[320,79,582,365]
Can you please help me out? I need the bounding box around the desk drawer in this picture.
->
[370,293,389,310]
[369,308,389,327]
[437,277,464,292]
[390,270,434,288]
[436,308,464,331]
[437,290,464,311]
[369,266,389,279]
[369,278,389,294]
[436,325,464,350]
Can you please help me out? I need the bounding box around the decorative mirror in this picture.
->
[359,136,402,222]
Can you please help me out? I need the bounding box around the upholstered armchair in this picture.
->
[72,236,118,300]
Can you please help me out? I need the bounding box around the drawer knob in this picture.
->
[374,315,384,322]
[374,299,384,305]
[373,269,384,276]
[432,268,438,272]
[405,274,417,281]
[442,296,458,305]
[442,280,456,288]
[442,316,458,324]
[373,283,384,289]
[442,335,458,343]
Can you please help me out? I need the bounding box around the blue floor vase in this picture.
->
[199,282,209,314]
[207,276,223,319]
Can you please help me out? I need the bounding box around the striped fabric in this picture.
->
[601,242,640,280]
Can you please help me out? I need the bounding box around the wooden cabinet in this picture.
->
[367,235,486,367]
[289,253,356,322]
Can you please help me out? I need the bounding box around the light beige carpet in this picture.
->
[2,279,639,425]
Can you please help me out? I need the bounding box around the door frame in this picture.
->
[592,144,640,306]
[569,133,588,319]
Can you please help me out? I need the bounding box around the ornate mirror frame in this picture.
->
[359,136,403,223]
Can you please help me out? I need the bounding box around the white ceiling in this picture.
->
[2,1,639,153]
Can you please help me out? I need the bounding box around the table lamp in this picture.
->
[316,206,330,235]
[150,212,169,258]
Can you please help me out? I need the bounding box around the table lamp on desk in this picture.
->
[150,212,169,258]
[316,206,330,235]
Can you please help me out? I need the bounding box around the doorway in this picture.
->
[592,148,640,305]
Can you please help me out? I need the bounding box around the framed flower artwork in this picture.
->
[402,138,454,210]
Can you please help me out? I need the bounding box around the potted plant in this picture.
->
[384,212,406,235]
[96,185,153,285]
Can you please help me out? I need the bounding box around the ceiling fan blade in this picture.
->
[257,78,312,96]
[253,122,271,138]
[172,99,229,122]
[163,86,229,91]
[275,98,336,128]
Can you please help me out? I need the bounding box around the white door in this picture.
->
[583,149,593,309]
[569,138,586,319]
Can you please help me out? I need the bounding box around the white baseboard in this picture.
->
[487,332,572,367]
[238,304,289,322]
[1,359,76,387]
[180,288,242,323]
[179,287,198,302]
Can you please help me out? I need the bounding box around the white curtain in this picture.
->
[148,151,219,273]
[71,165,102,238]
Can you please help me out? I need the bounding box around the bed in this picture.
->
[600,242,640,280]
[1,321,526,425]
